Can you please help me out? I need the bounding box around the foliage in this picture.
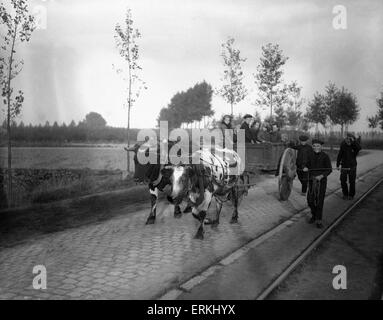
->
[285,81,304,128]
[0,113,141,144]
[377,90,383,130]
[367,114,379,130]
[216,37,247,116]
[157,81,214,128]
[325,82,360,135]
[305,92,327,130]
[254,43,288,117]
[80,112,107,128]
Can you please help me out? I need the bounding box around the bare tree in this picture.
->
[216,37,247,116]
[114,8,146,171]
[1,0,35,207]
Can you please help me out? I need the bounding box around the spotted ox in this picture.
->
[126,141,192,225]
[168,148,249,239]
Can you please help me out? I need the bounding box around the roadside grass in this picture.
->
[30,172,134,204]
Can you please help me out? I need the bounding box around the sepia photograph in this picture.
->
[0,0,383,306]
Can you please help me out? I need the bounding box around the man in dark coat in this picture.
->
[336,133,362,200]
[290,135,313,194]
[240,114,255,144]
[219,115,236,148]
[305,138,332,228]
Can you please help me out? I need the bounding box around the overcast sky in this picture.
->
[7,0,383,131]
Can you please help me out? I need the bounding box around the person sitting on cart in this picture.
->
[240,114,255,144]
[258,122,282,143]
[304,138,332,229]
[250,120,262,144]
[290,134,313,195]
[219,114,237,148]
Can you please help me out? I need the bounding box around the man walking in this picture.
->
[336,133,362,200]
[305,138,332,228]
[291,135,313,194]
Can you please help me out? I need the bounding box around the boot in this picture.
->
[308,216,315,224]
[316,220,323,229]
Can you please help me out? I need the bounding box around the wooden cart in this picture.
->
[238,143,297,201]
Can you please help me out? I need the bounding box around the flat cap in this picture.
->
[243,114,253,119]
[299,134,309,142]
[312,138,324,145]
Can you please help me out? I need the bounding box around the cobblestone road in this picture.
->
[0,150,382,300]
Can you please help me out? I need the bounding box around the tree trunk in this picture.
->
[127,103,131,172]
[6,27,17,208]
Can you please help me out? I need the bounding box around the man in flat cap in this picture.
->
[304,138,332,228]
[240,114,255,144]
[290,134,313,194]
[336,133,362,200]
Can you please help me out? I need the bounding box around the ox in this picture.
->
[166,148,248,239]
[127,141,192,225]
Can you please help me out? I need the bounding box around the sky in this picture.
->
[4,0,383,131]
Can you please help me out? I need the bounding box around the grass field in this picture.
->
[0,145,132,171]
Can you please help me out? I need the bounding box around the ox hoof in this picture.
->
[230,217,238,224]
[145,218,155,225]
[174,213,182,219]
[192,213,201,221]
[194,231,204,240]
[183,206,192,214]
[211,221,219,228]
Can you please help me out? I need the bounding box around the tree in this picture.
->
[274,105,287,129]
[285,81,304,128]
[254,43,288,118]
[325,83,360,136]
[377,90,383,130]
[114,8,146,171]
[367,115,379,139]
[158,81,214,129]
[184,81,214,124]
[83,112,107,128]
[1,0,35,207]
[305,92,327,135]
[216,37,247,116]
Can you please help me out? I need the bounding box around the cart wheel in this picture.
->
[278,148,297,201]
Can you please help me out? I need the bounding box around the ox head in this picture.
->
[160,165,190,204]
[162,164,205,207]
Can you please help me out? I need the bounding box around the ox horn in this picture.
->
[125,146,137,152]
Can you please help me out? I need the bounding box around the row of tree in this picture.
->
[156,39,362,133]
[0,112,138,143]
